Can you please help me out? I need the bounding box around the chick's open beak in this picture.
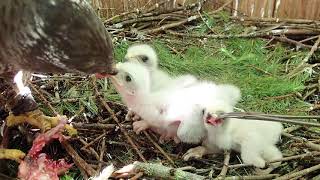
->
[205,113,223,126]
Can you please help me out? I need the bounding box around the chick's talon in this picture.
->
[183,146,208,161]
[0,148,26,162]
[132,120,150,134]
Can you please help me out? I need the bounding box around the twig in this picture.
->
[271,36,314,49]
[92,78,147,162]
[229,149,320,169]
[98,136,106,172]
[300,35,320,43]
[266,151,320,165]
[79,138,100,160]
[219,112,320,127]
[283,126,301,133]
[72,122,132,130]
[130,172,144,180]
[128,161,206,179]
[167,28,316,39]
[303,88,318,100]
[143,0,230,34]
[288,35,320,78]
[222,174,279,180]
[104,10,139,24]
[142,131,176,166]
[81,132,107,150]
[29,83,58,115]
[233,17,320,24]
[121,161,278,180]
[282,132,320,151]
[218,150,231,178]
[61,140,97,176]
[275,163,320,180]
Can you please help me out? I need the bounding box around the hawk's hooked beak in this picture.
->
[95,68,118,79]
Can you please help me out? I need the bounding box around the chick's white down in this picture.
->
[111,61,242,144]
[110,62,176,141]
[183,86,283,173]
[125,44,198,91]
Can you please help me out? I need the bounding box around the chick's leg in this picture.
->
[183,146,209,161]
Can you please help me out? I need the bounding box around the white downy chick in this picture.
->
[124,44,197,91]
[183,86,283,174]
[111,61,242,144]
[110,61,207,143]
[110,62,175,139]
[168,83,242,144]
[143,82,241,144]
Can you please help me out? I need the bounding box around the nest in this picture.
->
[1,0,320,179]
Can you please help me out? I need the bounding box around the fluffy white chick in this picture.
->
[110,61,178,141]
[164,83,240,144]
[110,61,207,143]
[183,86,283,174]
[124,44,197,91]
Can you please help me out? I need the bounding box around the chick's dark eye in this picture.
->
[141,56,148,62]
[125,75,132,82]
[201,109,205,115]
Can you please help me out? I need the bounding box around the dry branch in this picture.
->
[282,132,320,151]
[92,78,147,162]
[218,150,230,178]
[218,112,320,127]
[72,122,132,130]
[233,17,320,24]
[275,163,320,180]
[143,0,231,34]
[120,162,279,180]
[288,35,320,78]
[142,131,176,166]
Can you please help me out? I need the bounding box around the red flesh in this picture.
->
[18,119,73,180]
[206,117,223,126]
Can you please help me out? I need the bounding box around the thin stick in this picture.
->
[79,138,100,160]
[142,131,176,166]
[271,36,314,49]
[219,113,320,127]
[299,35,320,43]
[29,83,58,115]
[92,79,147,162]
[222,174,279,180]
[98,136,106,172]
[72,122,132,130]
[288,35,320,78]
[61,140,97,176]
[143,0,231,34]
[275,163,320,180]
[222,112,320,120]
[167,29,319,40]
[229,151,320,169]
[233,17,320,24]
[218,150,231,178]
[81,132,107,150]
[282,132,320,151]
[266,151,320,165]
